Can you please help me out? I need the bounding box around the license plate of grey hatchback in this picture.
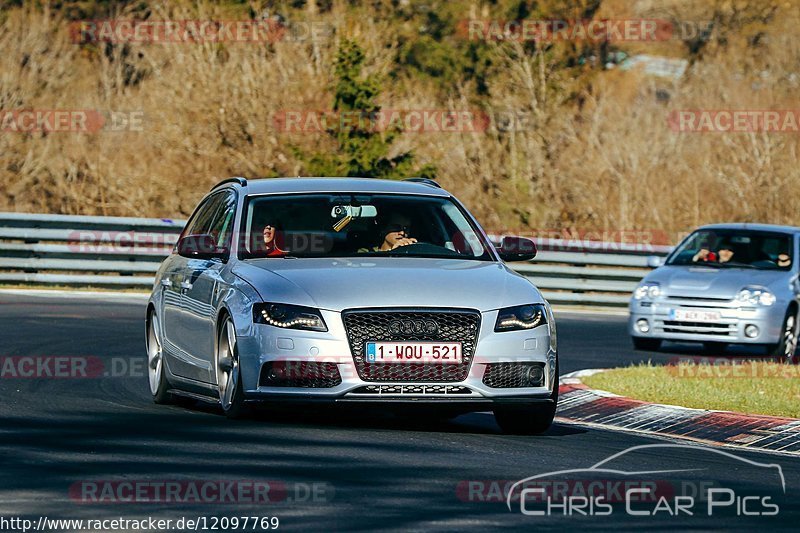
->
[365,342,463,364]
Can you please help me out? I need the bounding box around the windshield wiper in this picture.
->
[718,262,756,269]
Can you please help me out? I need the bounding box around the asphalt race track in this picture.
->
[1,292,798,531]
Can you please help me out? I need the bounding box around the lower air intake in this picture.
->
[483,362,545,388]
[259,361,342,388]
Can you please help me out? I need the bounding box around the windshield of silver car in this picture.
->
[237,193,493,260]
[667,230,793,270]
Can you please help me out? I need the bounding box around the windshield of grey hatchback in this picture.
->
[667,229,793,270]
[239,193,493,260]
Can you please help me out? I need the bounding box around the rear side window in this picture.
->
[207,192,237,249]
[181,193,226,238]
[179,190,237,253]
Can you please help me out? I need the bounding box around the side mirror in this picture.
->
[497,236,537,262]
[647,255,664,268]
[177,234,226,260]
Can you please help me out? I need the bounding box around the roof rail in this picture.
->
[404,177,442,189]
[211,177,247,191]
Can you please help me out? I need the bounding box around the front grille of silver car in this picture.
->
[342,309,480,382]
[666,295,732,302]
[659,320,737,336]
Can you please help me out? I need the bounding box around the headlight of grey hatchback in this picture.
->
[494,304,548,332]
[253,303,328,332]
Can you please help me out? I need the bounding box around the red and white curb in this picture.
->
[556,369,800,456]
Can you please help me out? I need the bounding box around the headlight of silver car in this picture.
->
[253,303,328,332]
[735,287,776,306]
[634,282,661,300]
[494,304,548,332]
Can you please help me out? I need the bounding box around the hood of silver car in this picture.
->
[646,265,790,297]
[233,257,542,312]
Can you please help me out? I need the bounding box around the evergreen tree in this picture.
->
[305,39,435,180]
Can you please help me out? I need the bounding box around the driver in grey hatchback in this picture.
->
[359,213,418,252]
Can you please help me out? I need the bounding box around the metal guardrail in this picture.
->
[0,213,672,306]
[0,213,182,288]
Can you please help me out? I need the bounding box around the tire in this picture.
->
[702,342,728,354]
[217,316,249,418]
[767,309,799,362]
[493,360,559,435]
[146,309,172,404]
[632,337,662,351]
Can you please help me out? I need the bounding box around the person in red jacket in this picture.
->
[261,220,287,257]
[692,242,734,264]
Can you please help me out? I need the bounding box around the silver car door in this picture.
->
[166,191,227,382]
[178,190,237,384]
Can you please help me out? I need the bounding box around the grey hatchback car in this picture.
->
[146,177,558,434]
[630,224,800,359]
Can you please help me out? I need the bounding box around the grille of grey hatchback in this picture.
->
[342,309,480,382]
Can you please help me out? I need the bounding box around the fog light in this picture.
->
[636,319,651,334]
[744,324,759,338]
[267,365,286,381]
[524,365,545,387]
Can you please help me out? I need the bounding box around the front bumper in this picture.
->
[236,309,557,403]
[629,297,787,344]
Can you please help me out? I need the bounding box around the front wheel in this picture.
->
[493,361,558,435]
[632,337,662,351]
[217,316,249,418]
[767,310,799,362]
[146,310,172,404]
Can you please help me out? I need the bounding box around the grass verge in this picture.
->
[582,363,800,419]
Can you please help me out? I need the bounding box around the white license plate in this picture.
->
[365,342,463,364]
[669,309,722,322]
